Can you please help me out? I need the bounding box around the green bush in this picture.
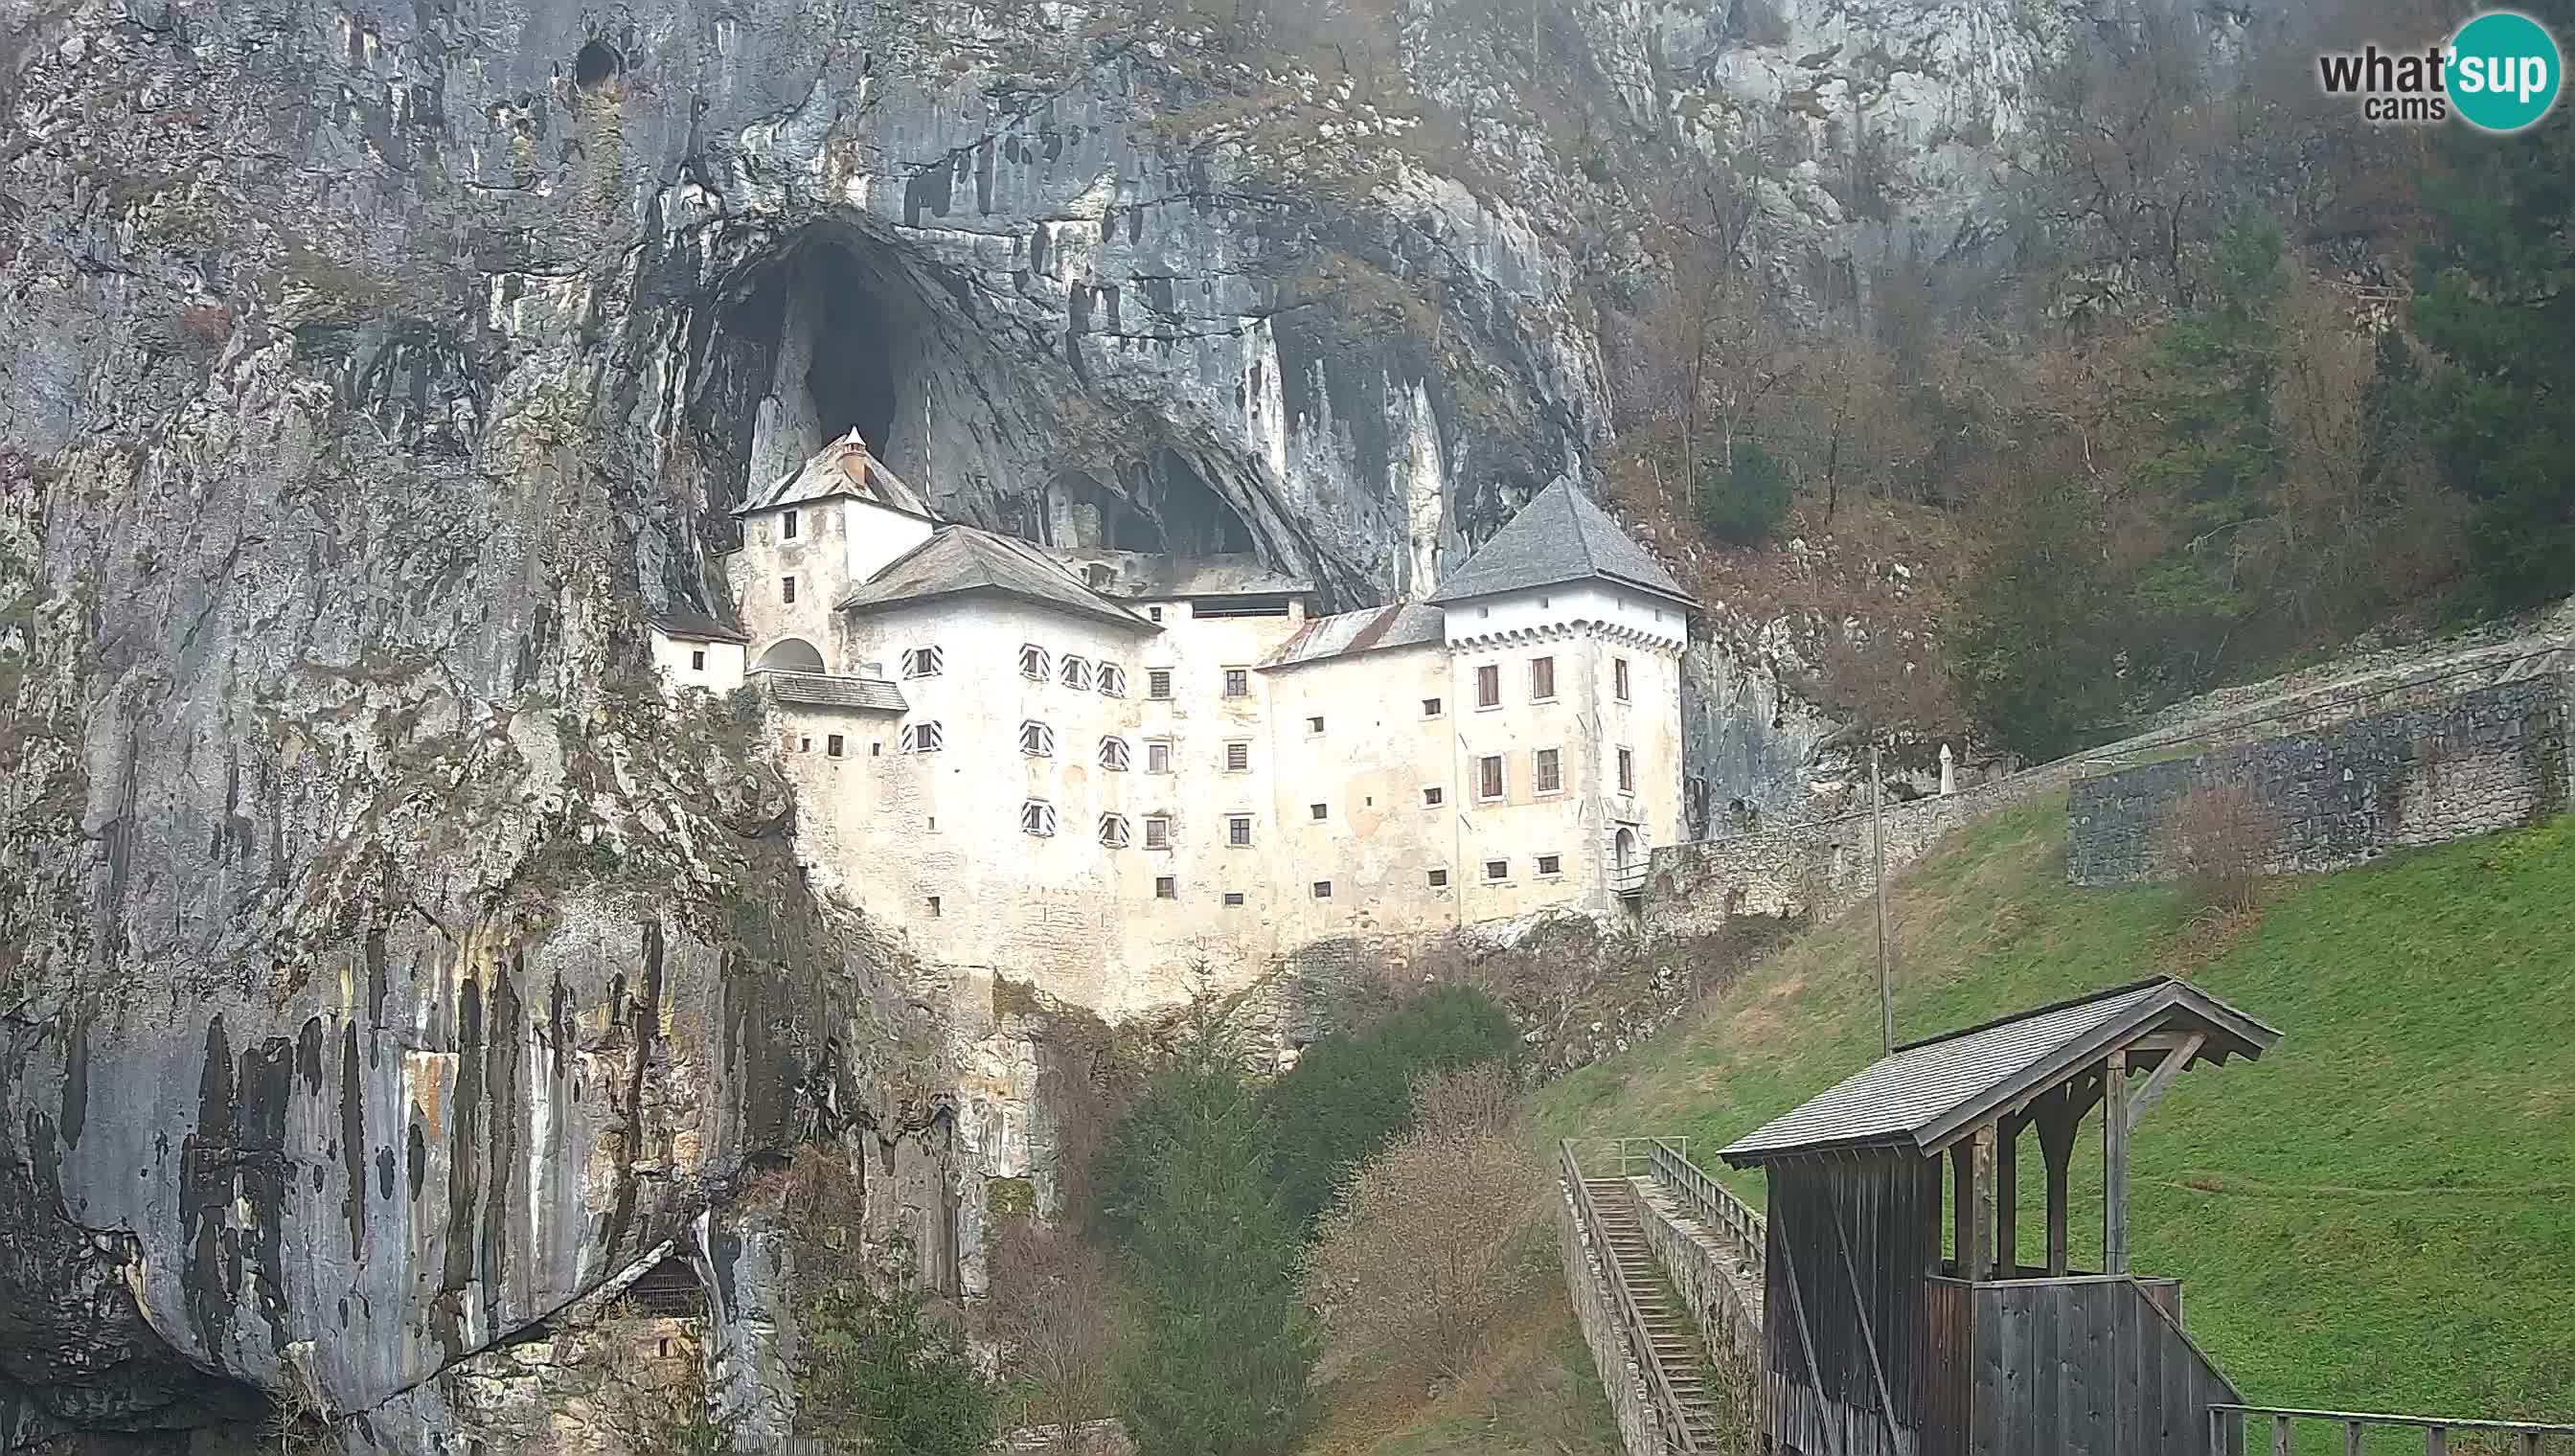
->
[1259,986,1518,1231]
[795,1279,997,1456]
[1696,441,1794,545]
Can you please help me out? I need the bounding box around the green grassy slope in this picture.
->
[1538,803,2575,1427]
[1303,1285,1625,1456]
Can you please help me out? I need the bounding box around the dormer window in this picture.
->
[783,510,800,540]
[1019,644,1050,680]
[1060,655,1093,691]
[1019,720,1057,758]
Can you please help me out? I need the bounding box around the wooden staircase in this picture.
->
[1584,1176,1733,1451]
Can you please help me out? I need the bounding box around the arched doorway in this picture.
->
[1612,827,1642,900]
[755,637,825,673]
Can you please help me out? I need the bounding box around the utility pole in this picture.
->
[1872,741,1892,1057]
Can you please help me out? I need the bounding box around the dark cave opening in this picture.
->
[1141,447,1253,556]
[804,266,900,459]
[1046,470,1163,552]
[572,40,622,90]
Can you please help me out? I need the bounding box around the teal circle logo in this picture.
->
[2448,11,2562,132]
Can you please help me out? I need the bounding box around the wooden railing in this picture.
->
[1646,1137,1766,1268]
[1561,1140,1706,1456]
[1611,862,1649,897]
[2210,1405,2575,1454]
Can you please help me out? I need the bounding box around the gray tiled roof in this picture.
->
[760,671,907,713]
[1426,480,1698,608]
[1262,603,1447,670]
[650,606,749,644]
[735,431,932,518]
[835,526,1157,632]
[1717,977,2280,1165]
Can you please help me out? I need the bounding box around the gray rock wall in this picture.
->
[2067,675,2572,887]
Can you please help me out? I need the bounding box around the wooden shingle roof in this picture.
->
[1717,976,2280,1167]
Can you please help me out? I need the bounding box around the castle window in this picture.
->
[1228,815,1253,847]
[1478,755,1505,801]
[1147,740,1173,775]
[1485,859,1509,881]
[1019,644,1051,680]
[1149,605,1165,623]
[1423,786,1444,808]
[1223,668,1249,698]
[1223,891,1245,907]
[927,896,942,918]
[1098,662,1127,696]
[1613,657,1631,702]
[1060,655,1093,691]
[1099,814,1130,849]
[1427,868,1449,888]
[1476,664,1500,708]
[826,735,845,758]
[782,576,798,604]
[1537,853,1562,877]
[798,736,812,753]
[1145,815,1172,850]
[783,510,800,539]
[1020,800,1057,836]
[1305,716,1324,735]
[1535,747,1562,795]
[1617,747,1635,794]
[1099,737,1130,771]
[690,649,705,671]
[1310,803,1327,821]
[902,721,944,753]
[1148,669,1173,699]
[1019,720,1056,758]
[1225,741,1250,773]
[1530,655,1556,701]
[902,646,945,678]
[1154,876,1176,899]
[1423,696,1443,718]
[1311,880,1333,899]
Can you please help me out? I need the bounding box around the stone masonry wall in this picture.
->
[1559,1181,1668,1456]
[2067,674,2572,886]
[1630,1179,1763,1369]
[1643,640,2575,936]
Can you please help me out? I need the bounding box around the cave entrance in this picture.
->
[1045,470,1162,552]
[731,234,933,506]
[1135,448,1254,556]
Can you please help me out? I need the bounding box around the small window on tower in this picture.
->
[826,735,845,758]
[903,646,945,678]
[1311,880,1333,899]
[1618,747,1635,793]
[1478,755,1505,801]
[1423,786,1444,808]
[1019,720,1057,758]
[1306,716,1324,735]
[1149,605,1165,623]
[1147,740,1173,775]
[1019,644,1051,680]
[1613,656,1631,702]
[1099,737,1131,771]
[1423,696,1443,718]
[1149,669,1174,699]
[1020,800,1058,837]
[1427,868,1449,888]
[1154,876,1177,899]
[782,576,798,604]
[1485,858,1510,881]
[1530,655,1556,701]
[1476,663,1500,708]
[690,649,706,671]
[1310,803,1327,821]
[783,510,800,539]
[926,896,942,918]
[1060,655,1093,691]
[1536,747,1562,795]
[1098,662,1127,696]
[1537,853,1562,877]
[1098,814,1130,849]
[902,721,944,753]
[1145,815,1172,850]
[1223,891,1246,907]
[1225,741,1251,773]
[1228,815,1254,847]
[1223,668,1249,698]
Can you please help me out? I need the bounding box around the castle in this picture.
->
[652,434,1698,1018]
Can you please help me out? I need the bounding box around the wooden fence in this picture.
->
[1646,1136,1766,1269]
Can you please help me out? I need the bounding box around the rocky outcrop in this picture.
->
[0,0,2253,1447]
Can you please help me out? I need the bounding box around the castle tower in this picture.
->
[723,430,935,676]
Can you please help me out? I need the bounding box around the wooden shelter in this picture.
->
[1718,976,2281,1456]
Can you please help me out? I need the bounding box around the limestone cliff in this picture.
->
[0,0,2241,1447]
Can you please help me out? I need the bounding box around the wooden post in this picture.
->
[1994,1117,2018,1278]
[2105,1050,2131,1276]
[1967,1124,1996,1283]
[2427,1427,2447,1456]
[1872,743,1892,1057]
[2037,1085,2076,1277]
[1952,1141,1971,1274]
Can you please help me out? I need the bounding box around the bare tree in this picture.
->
[1301,1064,1550,1385]
[989,1224,1122,1453]
[2160,784,2278,916]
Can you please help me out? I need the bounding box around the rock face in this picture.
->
[0,0,2231,1448]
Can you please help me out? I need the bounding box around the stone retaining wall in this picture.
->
[1644,640,2575,936]
[2068,674,2572,886]
[1558,1181,1667,1456]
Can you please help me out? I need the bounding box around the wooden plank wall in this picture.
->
[1967,1278,2243,1456]
[1764,1156,1946,1456]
